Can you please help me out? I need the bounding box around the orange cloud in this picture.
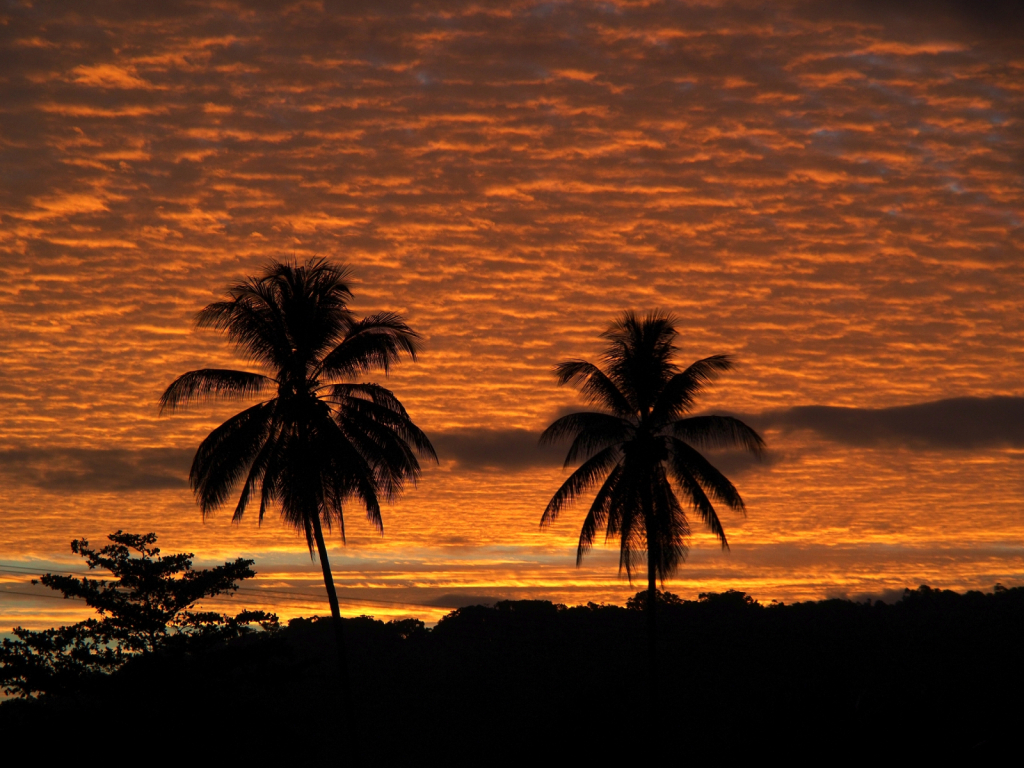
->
[0,1,1021,626]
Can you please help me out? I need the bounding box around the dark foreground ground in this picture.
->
[2,586,1021,760]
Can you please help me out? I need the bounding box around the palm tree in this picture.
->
[160,258,435,711]
[540,311,764,687]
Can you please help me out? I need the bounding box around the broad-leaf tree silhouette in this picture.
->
[0,531,275,698]
[540,311,764,692]
[160,258,435,714]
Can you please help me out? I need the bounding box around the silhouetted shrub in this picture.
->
[0,532,276,698]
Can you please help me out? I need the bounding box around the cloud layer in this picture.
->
[4,395,1019,494]
[0,1,1022,614]
[2,0,1022,450]
[436,395,1024,471]
[431,428,566,470]
[0,447,191,492]
[755,396,1024,450]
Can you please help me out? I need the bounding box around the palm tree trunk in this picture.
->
[641,477,658,708]
[311,514,354,730]
[647,542,657,703]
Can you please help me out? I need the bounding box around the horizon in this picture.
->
[2,1,1023,632]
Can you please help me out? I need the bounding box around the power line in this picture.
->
[0,565,455,611]
[1,571,448,610]
[232,585,450,609]
[0,564,93,575]
[0,581,451,611]
[0,592,448,615]
[205,587,451,610]
[0,590,83,602]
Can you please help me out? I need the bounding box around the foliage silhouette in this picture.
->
[3,585,1021,760]
[540,310,764,692]
[625,588,684,610]
[160,258,436,716]
[0,531,275,698]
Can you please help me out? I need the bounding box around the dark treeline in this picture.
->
[3,585,1020,759]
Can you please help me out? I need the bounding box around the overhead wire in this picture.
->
[0,564,92,575]
[0,565,454,610]
[0,590,82,602]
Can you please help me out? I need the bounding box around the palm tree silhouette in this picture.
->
[160,258,435,712]
[540,311,764,688]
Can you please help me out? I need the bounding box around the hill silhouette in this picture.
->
[2,586,1021,759]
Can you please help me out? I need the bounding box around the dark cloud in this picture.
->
[0,447,191,492]
[5,396,1017,494]
[431,429,565,470]
[752,396,1024,450]
[432,396,1024,473]
[797,0,1024,44]
[699,447,784,478]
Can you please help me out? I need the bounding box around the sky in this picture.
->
[1,0,1023,629]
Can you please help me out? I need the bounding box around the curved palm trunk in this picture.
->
[311,514,354,731]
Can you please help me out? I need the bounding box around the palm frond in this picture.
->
[648,356,734,422]
[539,411,633,467]
[333,386,437,462]
[196,260,357,371]
[669,437,746,514]
[540,446,622,526]
[353,468,384,535]
[647,468,690,580]
[316,419,384,535]
[615,505,647,583]
[602,459,647,582]
[328,382,408,416]
[601,311,680,413]
[196,282,290,370]
[190,402,277,517]
[257,436,282,526]
[553,360,633,416]
[668,446,730,549]
[671,414,765,456]
[275,434,328,550]
[160,369,274,413]
[575,465,621,566]
[319,313,421,379]
[323,484,348,545]
[270,259,355,362]
[339,404,422,469]
[232,421,281,523]
[335,407,421,502]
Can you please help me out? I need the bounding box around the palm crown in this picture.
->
[160,259,436,550]
[541,311,764,584]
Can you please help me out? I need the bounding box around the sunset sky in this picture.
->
[2,1,1023,629]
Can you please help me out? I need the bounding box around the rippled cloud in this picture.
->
[1,1,1022,615]
[3,0,1022,446]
